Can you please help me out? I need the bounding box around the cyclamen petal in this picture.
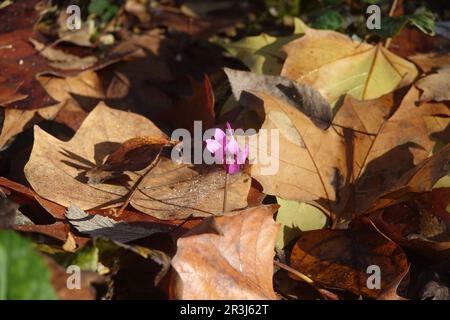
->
[205,139,222,153]
[226,163,241,174]
[226,135,239,155]
[237,144,249,165]
[226,122,233,135]
[214,128,226,141]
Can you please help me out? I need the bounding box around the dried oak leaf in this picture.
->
[369,188,450,262]
[289,217,409,298]
[170,205,280,300]
[240,85,449,223]
[281,27,418,106]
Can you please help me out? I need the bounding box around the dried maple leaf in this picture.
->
[24,102,168,210]
[239,85,449,224]
[289,217,409,298]
[0,103,61,150]
[130,157,251,219]
[24,103,250,219]
[170,205,280,299]
[281,27,418,106]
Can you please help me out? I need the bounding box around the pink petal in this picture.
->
[225,152,236,165]
[214,146,225,164]
[226,163,241,174]
[226,136,239,155]
[205,139,222,153]
[214,128,226,142]
[237,144,249,164]
[226,122,234,134]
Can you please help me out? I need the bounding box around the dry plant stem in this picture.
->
[274,260,313,284]
[384,0,400,48]
[274,260,338,300]
[222,172,228,214]
[117,151,162,215]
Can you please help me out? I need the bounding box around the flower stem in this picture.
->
[222,173,228,214]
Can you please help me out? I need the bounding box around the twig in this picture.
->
[116,151,162,216]
[384,0,400,48]
[170,214,194,234]
[274,260,339,300]
[274,260,314,284]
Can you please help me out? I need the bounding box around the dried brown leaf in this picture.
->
[171,205,280,299]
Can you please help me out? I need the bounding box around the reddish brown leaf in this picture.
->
[44,256,104,300]
[171,205,280,300]
[289,217,409,298]
[163,75,215,134]
[369,188,450,262]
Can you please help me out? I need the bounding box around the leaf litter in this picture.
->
[1,0,450,300]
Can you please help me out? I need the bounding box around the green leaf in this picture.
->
[312,9,343,31]
[0,230,57,300]
[88,0,110,15]
[88,0,119,23]
[375,10,435,38]
[433,175,450,189]
[275,198,327,250]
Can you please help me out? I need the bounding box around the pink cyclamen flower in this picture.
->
[205,122,249,174]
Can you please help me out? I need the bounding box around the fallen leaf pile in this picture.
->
[1,0,449,301]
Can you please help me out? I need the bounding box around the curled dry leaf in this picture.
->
[415,65,450,102]
[281,27,418,106]
[85,136,173,185]
[239,85,449,222]
[289,217,409,298]
[171,205,280,300]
